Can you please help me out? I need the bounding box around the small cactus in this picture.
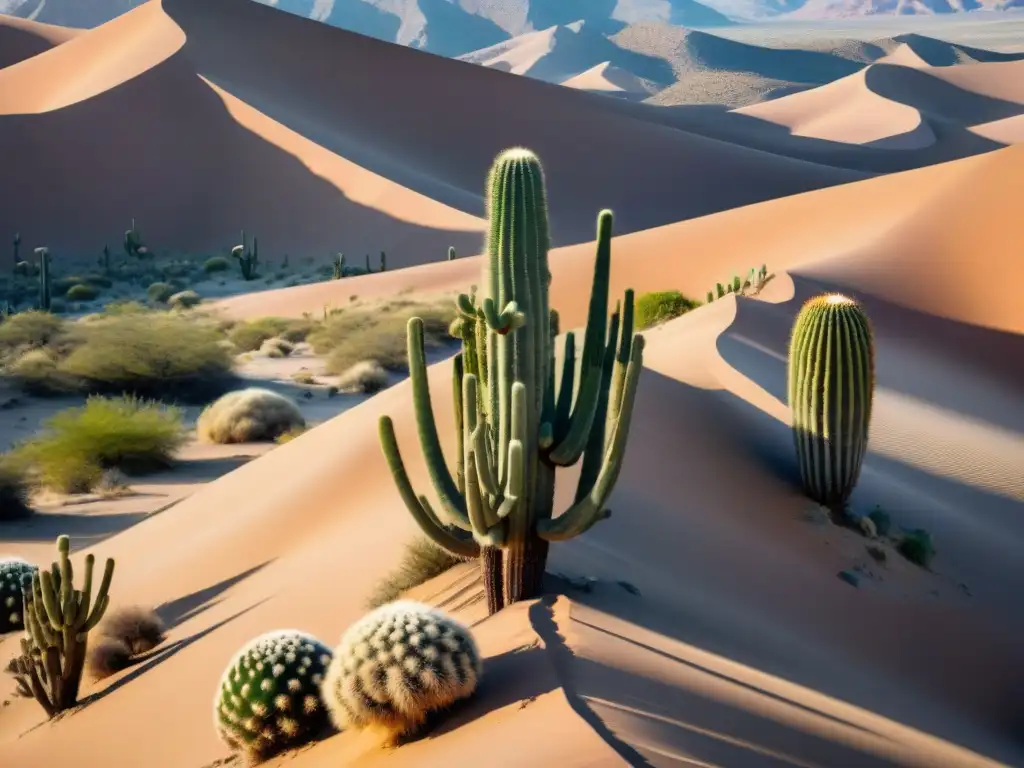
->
[124,219,144,259]
[706,290,714,304]
[332,254,345,280]
[732,275,741,293]
[716,282,725,299]
[788,294,875,508]
[12,232,20,267]
[100,245,111,274]
[232,231,259,281]
[380,251,387,272]
[0,558,36,634]
[214,630,333,763]
[447,246,456,261]
[322,601,482,743]
[35,247,51,311]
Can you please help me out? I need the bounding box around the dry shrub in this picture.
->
[365,537,464,609]
[4,348,74,395]
[198,388,306,444]
[0,459,32,522]
[258,337,293,358]
[0,310,65,353]
[87,638,133,679]
[336,360,389,394]
[100,605,166,655]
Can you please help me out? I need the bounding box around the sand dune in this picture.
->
[0,15,79,69]
[560,61,656,97]
[0,0,865,261]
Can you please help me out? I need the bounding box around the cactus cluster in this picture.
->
[214,630,333,762]
[0,558,36,634]
[787,293,875,508]
[321,601,482,743]
[706,264,769,303]
[7,535,115,715]
[363,252,386,274]
[379,148,643,613]
[232,230,260,281]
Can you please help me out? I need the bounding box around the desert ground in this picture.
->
[0,1,1022,767]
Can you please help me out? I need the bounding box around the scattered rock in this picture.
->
[837,570,860,588]
[866,544,887,562]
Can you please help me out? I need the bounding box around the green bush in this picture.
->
[146,282,175,304]
[11,395,185,494]
[227,317,291,352]
[66,283,100,301]
[4,348,73,395]
[634,290,700,331]
[101,300,150,316]
[0,458,32,521]
[309,300,455,374]
[204,256,231,274]
[83,274,113,289]
[168,290,202,310]
[0,311,65,353]
[58,313,234,401]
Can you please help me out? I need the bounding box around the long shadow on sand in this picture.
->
[156,561,274,630]
[0,510,150,545]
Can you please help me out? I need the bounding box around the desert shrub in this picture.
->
[58,313,234,400]
[168,290,201,310]
[203,256,231,274]
[291,370,317,385]
[898,529,935,568]
[101,299,150,316]
[258,337,293,358]
[635,290,699,331]
[146,282,175,304]
[278,318,318,344]
[214,630,333,763]
[197,388,305,444]
[308,300,455,374]
[53,276,85,295]
[4,348,73,395]
[322,601,481,743]
[87,638,133,679]
[227,317,291,352]
[365,538,463,609]
[11,395,185,494]
[0,460,32,522]
[98,605,165,655]
[336,360,389,394]
[0,310,64,353]
[84,274,113,288]
[65,283,100,301]
[274,425,307,444]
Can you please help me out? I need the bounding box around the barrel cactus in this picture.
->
[322,601,481,743]
[378,148,644,613]
[214,630,333,762]
[0,558,36,634]
[787,294,875,508]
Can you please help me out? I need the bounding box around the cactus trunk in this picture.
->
[379,148,644,612]
[787,294,875,509]
[35,247,50,311]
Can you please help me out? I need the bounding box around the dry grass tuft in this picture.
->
[336,360,389,394]
[99,605,166,655]
[366,538,464,609]
[87,638,134,680]
[198,388,306,444]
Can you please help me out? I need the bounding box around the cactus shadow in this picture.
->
[0,511,151,545]
[156,561,273,630]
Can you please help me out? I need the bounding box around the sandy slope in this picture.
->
[560,61,655,97]
[3,144,1023,766]
[0,15,79,69]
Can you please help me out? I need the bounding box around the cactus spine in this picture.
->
[788,294,875,508]
[378,148,644,611]
[35,247,51,311]
[232,231,259,281]
[8,535,115,715]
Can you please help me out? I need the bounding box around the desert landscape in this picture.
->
[0,0,1022,766]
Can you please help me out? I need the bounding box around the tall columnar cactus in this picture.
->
[0,558,36,634]
[732,275,741,293]
[321,601,481,744]
[788,294,875,508]
[8,535,114,716]
[380,251,387,272]
[12,232,20,267]
[100,245,111,274]
[716,282,725,299]
[332,253,345,280]
[706,290,714,304]
[448,246,456,261]
[378,148,644,611]
[232,231,259,281]
[35,247,51,311]
[214,630,333,763]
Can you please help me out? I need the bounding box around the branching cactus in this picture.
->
[322,601,481,744]
[214,630,333,763]
[35,247,51,311]
[0,558,36,634]
[9,535,115,716]
[378,148,644,612]
[788,294,875,508]
[232,230,260,281]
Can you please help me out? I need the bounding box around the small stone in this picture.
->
[866,544,887,562]
[858,516,877,539]
[837,570,860,588]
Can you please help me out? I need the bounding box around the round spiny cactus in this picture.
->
[322,601,482,742]
[788,293,875,508]
[214,630,333,762]
[0,558,36,634]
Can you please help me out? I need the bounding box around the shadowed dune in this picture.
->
[0,15,79,69]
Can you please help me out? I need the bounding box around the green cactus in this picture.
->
[378,148,644,611]
[448,246,456,261]
[380,251,387,272]
[732,275,741,293]
[214,630,333,762]
[322,601,481,743]
[364,253,371,274]
[100,245,111,274]
[124,219,144,259]
[35,247,51,311]
[716,282,725,299]
[0,558,36,634]
[788,294,875,508]
[332,253,345,279]
[7,535,115,716]
[13,232,20,267]
[232,231,259,281]
[706,290,714,304]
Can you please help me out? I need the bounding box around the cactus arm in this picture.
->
[406,318,470,525]
[495,440,523,520]
[80,558,114,634]
[553,332,576,440]
[537,336,644,542]
[378,417,479,558]
[609,291,635,424]
[547,357,603,465]
[575,306,621,503]
[38,571,63,631]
